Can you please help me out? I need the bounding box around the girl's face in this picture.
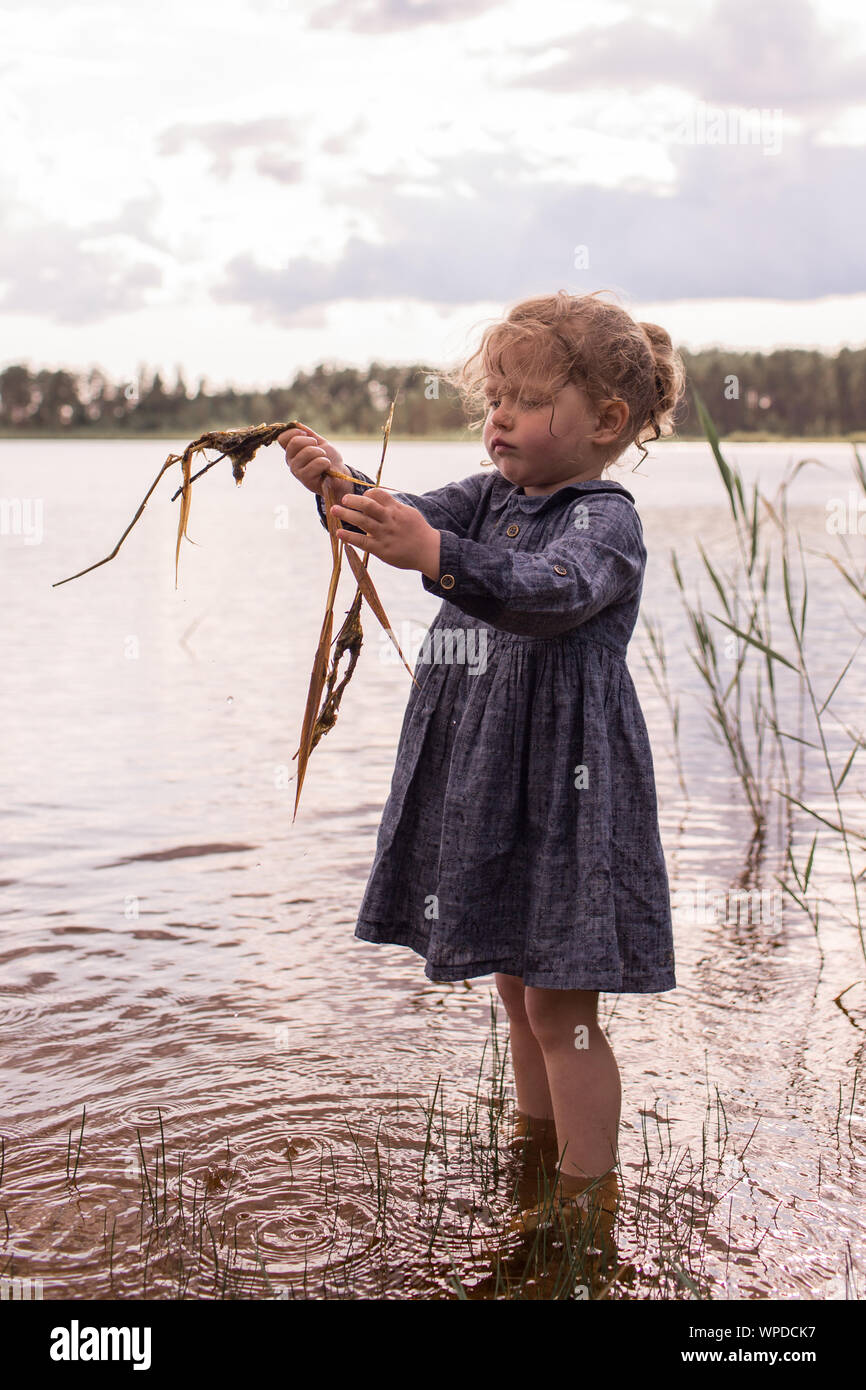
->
[482,376,618,494]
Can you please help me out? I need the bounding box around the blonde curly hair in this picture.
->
[444,289,687,469]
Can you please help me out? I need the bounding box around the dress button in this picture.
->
[439,573,455,589]
[506,523,520,537]
[553,564,568,575]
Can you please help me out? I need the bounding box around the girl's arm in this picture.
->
[419,494,646,638]
[316,465,487,538]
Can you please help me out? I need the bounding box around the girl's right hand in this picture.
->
[276,425,347,497]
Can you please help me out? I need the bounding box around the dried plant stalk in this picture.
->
[291,397,420,820]
[292,471,348,819]
[52,423,305,589]
[51,413,418,820]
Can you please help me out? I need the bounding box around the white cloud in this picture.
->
[513,0,866,117]
[307,0,500,31]
[213,136,866,319]
[0,187,164,325]
[0,0,864,376]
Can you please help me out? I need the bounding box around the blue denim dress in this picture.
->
[315,464,676,993]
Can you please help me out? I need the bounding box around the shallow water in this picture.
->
[1,436,864,1299]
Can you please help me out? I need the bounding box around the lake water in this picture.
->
[1,436,864,1299]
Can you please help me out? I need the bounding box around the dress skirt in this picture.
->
[353,614,676,992]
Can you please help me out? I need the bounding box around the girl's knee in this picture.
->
[524,987,599,1048]
[494,972,529,1024]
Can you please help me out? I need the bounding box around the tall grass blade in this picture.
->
[691,385,738,522]
[706,613,799,672]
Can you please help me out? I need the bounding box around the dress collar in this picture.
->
[487,469,636,513]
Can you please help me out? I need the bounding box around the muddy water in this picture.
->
[1,437,864,1299]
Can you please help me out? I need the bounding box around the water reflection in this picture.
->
[0,438,863,1298]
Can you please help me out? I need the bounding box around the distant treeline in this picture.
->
[1,346,864,438]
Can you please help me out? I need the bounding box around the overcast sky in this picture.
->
[2,0,865,390]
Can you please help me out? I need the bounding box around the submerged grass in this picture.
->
[0,997,815,1301]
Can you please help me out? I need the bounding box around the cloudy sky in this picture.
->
[2,0,865,390]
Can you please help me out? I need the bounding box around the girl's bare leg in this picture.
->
[523,986,621,1193]
[494,972,555,1120]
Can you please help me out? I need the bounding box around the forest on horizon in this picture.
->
[1,343,865,439]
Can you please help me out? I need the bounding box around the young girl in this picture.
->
[277,290,685,1234]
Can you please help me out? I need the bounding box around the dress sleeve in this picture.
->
[419,493,646,637]
[315,465,487,538]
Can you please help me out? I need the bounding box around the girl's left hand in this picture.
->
[330,489,440,579]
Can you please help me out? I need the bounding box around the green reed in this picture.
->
[658,387,865,964]
[64,1105,86,1184]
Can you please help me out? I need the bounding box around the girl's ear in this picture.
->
[593,398,629,444]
